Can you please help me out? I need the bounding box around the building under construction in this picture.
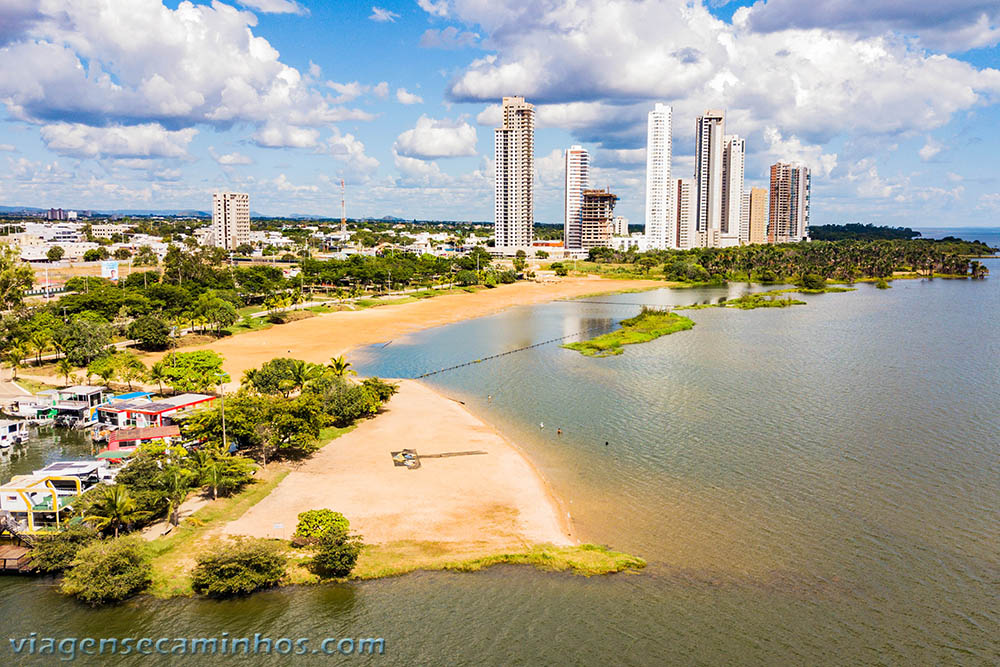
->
[580,188,619,249]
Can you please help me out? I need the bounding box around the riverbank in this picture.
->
[564,308,695,357]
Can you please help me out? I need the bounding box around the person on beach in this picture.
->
[557,428,562,436]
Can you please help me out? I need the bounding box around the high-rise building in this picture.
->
[739,191,750,244]
[580,188,618,249]
[694,110,726,247]
[720,134,745,247]
[673,178,697,249]
[212,192,250,251]
[611,215,629,237]
[494,96,535,250]
[768,163,811,243]
[644,103,673,249]
[748,187,768,244]
[563,145,590,250]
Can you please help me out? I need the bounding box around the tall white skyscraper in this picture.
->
[720,134,745,247]
[563,145,590,250]
[674,178,697,249]
[494,96,535,250]
[644,103,673,249]
[740,190,751,244]
[211,192,250,251]
[694,110,726,247]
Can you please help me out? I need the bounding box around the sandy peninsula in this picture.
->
[142,275,661,381]
[223,379,574,556]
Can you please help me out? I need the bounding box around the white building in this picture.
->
[740,191,751,245]
[694,110,726,248]
[211,192,250,251]
[644,103,673,249]
[563,145,590,250]
[674,178,697,249]
[611,216,629,237]
[720,134,745,247]
[769,163,811,243]
[494,96,535,252]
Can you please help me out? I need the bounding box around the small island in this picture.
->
[563,307,694,357]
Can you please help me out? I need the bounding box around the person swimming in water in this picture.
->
[557,428,562,435]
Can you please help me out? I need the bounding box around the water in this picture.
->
[914,226,1000,250]
[2,265,998,665]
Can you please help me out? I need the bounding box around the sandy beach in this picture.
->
[142,275,661,381]
[224,379,574,552]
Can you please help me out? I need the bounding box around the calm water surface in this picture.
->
[1,262,998,665]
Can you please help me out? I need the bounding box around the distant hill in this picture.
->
[810,223,921,241]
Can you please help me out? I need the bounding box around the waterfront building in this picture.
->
[580,188,618,249]
[212,192,250,251]
[720,134,745,247]
[768,163,811,243]
[644,103,673,249]
[748,186,768,244]
[740,191,750,244]
[563,145,590,250]
[494,96,535,251]
[694,110,726,247]
[673,178,697,249]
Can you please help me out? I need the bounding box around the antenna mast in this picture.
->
[340,179,346,233]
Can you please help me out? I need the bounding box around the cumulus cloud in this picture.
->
[253,124,320,149]
[762,128,838,178]
[325,128,380,173]
[420,27,478,49]
[239,0,308,15]
[372,81,390,98]
[395,116,478,159]
[369,7,399,22]
[210,148,254,166]
[273,173,319,192]
[978,192,1000,210]
[396,88,425,105]
[40,122,197,159]
[919,136,944,161]
[327,81,367,103]
[417,0,450,18]
[0,144,16,152]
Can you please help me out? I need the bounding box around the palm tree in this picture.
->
[149,361,166,396]
[5,343,26,380]
[56,358,74,385]
[84,485,144,538]
[328,355,356,379]
[30,330,51,365]
[163,465,193,527]
[94,363,116,388]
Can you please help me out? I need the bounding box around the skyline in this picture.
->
[0,1,998,226]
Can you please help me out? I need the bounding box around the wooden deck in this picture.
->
[0,544,33,573]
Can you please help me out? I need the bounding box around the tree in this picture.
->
[113,248,132,260]
[29,524,98,574]
[193,448,256,500]
[160,350,229,393]
[312,525,364,578]
[235,243,254,256]
[0,244,34,310]
[535,250,549,259]
[47,245,65,262]
[84,484,148,538]
[163,464,195,526]
[55,313,113,366]
[127,314,171,350]
[114,351,147,390]
[455,269,477,286]
[88,356,117,387]
[60,537,151,605]
[190,538,286,598]
[194,291,239,334]
[83,248,111,262]
[294,509,350,542]
[4,343,26,380]
[132,245,158,267]
[242,357,324,396]
[799,273,827,290]
[148,361,167,395]
[57,358,74,384]
[328,355,356,379]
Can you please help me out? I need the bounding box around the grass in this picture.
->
[563,307,695,357]
[764,286,856,295]
[12,377,59,393]
[676,293,807,311]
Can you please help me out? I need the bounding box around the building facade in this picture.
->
[580,188,618,249]
[494,96,535,250]
[644,103,673,249]
[211,192,250,251]
[748,186,768,244]
[720,134,745,247]
[673,178,697,249]
[563,145,590,250]
[694,110,726,248]
[768,164,810,243]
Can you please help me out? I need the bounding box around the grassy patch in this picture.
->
[13,377,59,393]
[677,293,807,311]
[764,286,856,295]
[563,307,694,357]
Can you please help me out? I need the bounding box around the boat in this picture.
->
[0,420,29,451]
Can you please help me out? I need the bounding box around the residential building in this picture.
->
[720,134,745,247]
[673,178,697,249]
[563,145,590,250]
[644,103,673,249]
[748,186,768,244]
[611,216,629,237]
[580,188,618,249]
[494,96,535,251]
[694,110,726,247]
[90,224,130,239]
[768,163,811,243]
[740,191,750,244]
[211,192,251,251]
[47,208,67,221]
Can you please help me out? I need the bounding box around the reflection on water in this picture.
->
[2,265,998,665]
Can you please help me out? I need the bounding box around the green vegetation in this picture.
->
[808,223,920,241]
[294,509,350,543]
[721,293,806,309]
[0,244,33,310]
[311,525,364,577]
[563,307,694,357]
[875,278,891,289]
[29,524,99,574]
[60,537,152,606]
[158,350,229,392]
[190,537,287,598]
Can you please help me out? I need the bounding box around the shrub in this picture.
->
[191,538,286,598]
[30,524,99,574]
[800,273,827,290]
[295,509,349,541]
[361,377,398,403]
[875,278,891,289]
[324,384,382,427]
[60,537,151,605]
[127,314,171,351]
[455,269,477,286]
[312,526,363,577]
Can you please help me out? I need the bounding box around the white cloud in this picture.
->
[420,26,478,49]
[210,148,253,166]
[273,173,319,193]
[395,116,478,158]
[308,61,322,78]
[396,88,424,105]
[238,0,308,15]
[978,193,1000,211]
[325,128,380,173]
[417,0,449,18]
[369,7,399,22]
[327,81,367,103]
[0,144,15,152]
[762,128,838,178]
[919,136,944,161]
[253,124,320,149]
[372,81,390,98]
[40,122,197,159]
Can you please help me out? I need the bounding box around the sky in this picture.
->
[0,0,998,227]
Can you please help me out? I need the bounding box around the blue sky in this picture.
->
[0,0,998,227]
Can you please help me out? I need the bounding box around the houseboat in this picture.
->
[91,391,153,442]
[0,421,29,451]
[0,460,111,535]
[52,386,114,427]
[96,393,215,429]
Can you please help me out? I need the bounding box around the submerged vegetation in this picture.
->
[563,307,694,357]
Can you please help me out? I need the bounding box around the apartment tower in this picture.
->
[494,96,535,250]
[694,110,726,247]
[644,103,673,249]
[768,163,811,243]
[563,145,590,250]
[720,134,745,246]
[748,186,768,244]
[211,192,250,251]
[580,188,618,249]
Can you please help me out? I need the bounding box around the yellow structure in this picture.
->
[748,186,769,245]
[0,475,84,534]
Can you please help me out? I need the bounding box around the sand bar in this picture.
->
[224,379,574,549]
